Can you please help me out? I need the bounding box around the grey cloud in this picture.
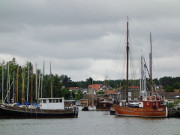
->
[0,0,180,81]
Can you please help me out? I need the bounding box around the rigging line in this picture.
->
[108,39,125,79]
[143,57,150,78]
[118,50,126,80]
[143,57,156,91]
[107,20,126,80]
[4,80,14,103]
[112,37,126,79]
[0,65,8,92]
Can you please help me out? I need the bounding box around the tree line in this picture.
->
[0,58,179,104]
[0,58,83,104]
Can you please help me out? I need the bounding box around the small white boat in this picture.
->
[88,106,96,111]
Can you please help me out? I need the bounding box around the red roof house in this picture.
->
[88,84,104,91]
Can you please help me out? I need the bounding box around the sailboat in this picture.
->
[0,63,77,118]
[113,20,168,117]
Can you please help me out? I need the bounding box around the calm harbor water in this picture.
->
[0,110,180,135]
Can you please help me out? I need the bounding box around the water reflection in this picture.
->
[0,111,179,135]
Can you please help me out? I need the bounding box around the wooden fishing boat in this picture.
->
[113,19,168,118]
[114,97,167,117]
[0,98,77,118]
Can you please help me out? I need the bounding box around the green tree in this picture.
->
[165,86,174,92]
[173,83,180,89]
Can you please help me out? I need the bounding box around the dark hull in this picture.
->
[0,104,75,119]
[96,102,112,111]
[82,106,89,111]
[110,107,116,115]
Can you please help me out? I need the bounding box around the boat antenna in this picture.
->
[126,17,129,103]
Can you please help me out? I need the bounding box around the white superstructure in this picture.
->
[39,98,64,110]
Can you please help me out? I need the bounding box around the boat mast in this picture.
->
[50,62,53,98]
[2,63,4,103]
[140,55,143,91]
[31,64,33,105]
[27,63,29,102]
[17,66,19,103]
[35,63,38,102]
[22,68,25,104]
[41,61,45,98]
[38,73,41,102]
[92,78,94,107]
[13,71,15,103]
[126,18,129,103]
[7,62,9,103]
[149,33,153,96]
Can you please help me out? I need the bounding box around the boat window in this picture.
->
[43,100,46,103]
[53,99,56,103]
[56,99,59,103]
[49,99,52,103]
[147,102,149,105]
[60,99,62,103]
[160,102,164,105]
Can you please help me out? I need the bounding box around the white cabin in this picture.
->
[39,98,64,110]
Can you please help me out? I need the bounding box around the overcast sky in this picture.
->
[0,0,180,81]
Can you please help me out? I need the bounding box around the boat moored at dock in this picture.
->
[0,98,77,118]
